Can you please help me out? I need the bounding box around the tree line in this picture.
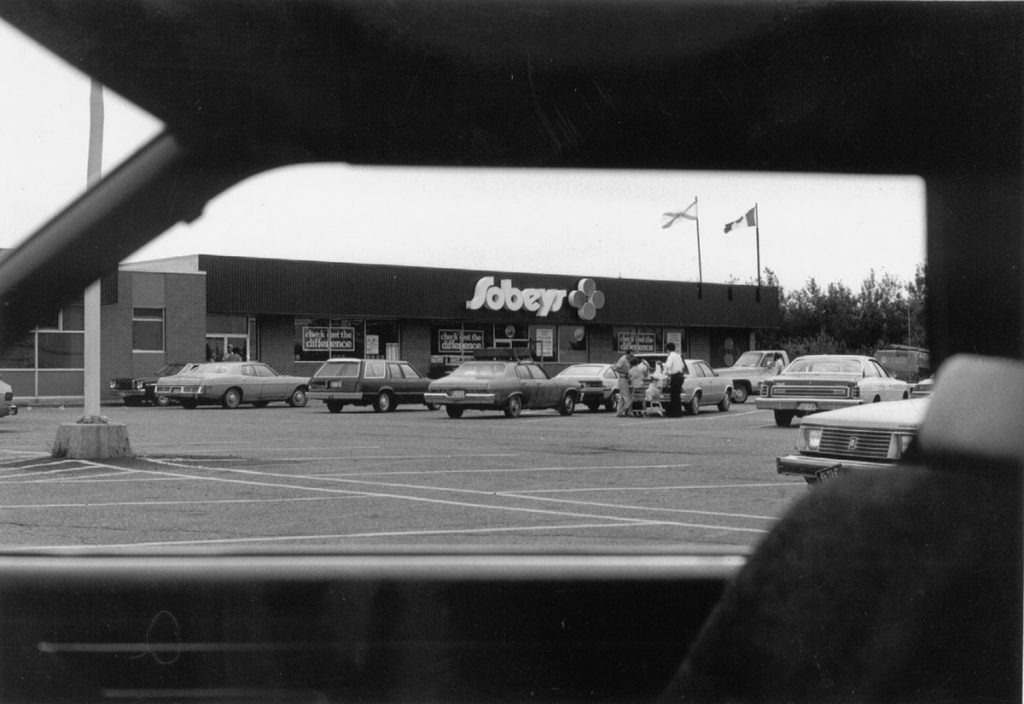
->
[753,265,927,356]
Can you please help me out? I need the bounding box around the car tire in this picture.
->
[326,401,344,413]
[222,388,242,409]
[605,390,619,412]
[717,391,732,412]
[774,410,796,427]
[558,393,576,416]
[373,391,394,413]
[445,406,464,419]
[685,393,700,415]
[504,396,523,418]
[154,394,172,407]
[732,384,749,404]
[288,387,308,408]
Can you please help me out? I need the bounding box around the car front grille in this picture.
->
[818,427,893,459]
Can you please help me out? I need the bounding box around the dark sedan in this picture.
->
[109,362,198,406]
[308,358,436,413]
[425,361,581,418]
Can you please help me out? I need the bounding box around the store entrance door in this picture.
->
[206,335,248,362]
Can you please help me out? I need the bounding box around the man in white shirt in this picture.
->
[664,342,685,416]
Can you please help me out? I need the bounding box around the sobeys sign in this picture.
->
[465,276,605,320]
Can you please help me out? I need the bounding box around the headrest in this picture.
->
[918,354,1024,463]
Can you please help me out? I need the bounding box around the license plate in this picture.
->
[797,402,818,411]
[815,464,841,482]
[450,390,465,398]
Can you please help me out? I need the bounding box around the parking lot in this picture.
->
[0,402,807,551]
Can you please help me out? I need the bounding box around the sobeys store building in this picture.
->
[2,255,780,402]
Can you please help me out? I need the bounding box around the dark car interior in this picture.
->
[0,1,1019,702]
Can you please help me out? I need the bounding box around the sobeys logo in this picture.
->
[466,277,605,320]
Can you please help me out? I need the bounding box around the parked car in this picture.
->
[713,350,790,403]
[756,354,910,426]
[554,363,618,412]
[154,361,310,409]
[634,354,734,414]
[108,362,198,406]
[776,397,928,484]
[307,358,436,413]
[425,360,581,418]
[0,377,15,418]
[910,376,935,397]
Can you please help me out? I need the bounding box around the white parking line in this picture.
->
[307,463,692,477]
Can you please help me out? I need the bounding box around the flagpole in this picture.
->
[754,202,761,302]
[694,196,703,299]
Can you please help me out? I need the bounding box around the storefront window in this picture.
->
[364,320,399,359]
[0,336,34,369]
[295,318,361,362]
[37,332,84,369]
[557,325,588,364]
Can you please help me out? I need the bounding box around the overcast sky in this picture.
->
[1,20,926,293]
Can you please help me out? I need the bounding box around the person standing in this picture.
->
[664,342,685,417]
[613,348,635,416]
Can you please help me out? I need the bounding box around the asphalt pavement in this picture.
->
[0,400,807,552]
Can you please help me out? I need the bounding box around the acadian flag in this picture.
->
[724,206,757,233]
[661,198,698,229]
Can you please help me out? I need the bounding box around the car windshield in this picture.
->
[786,358,863,374]
[732,352,762,366]
[557,365,605,376]
[0,10,933,556]
[314,361,360,378]
[449,363,508,378]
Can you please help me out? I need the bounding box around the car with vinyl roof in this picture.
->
[108,361,198,406]
[154,361,310,409]
[307,357,436,413]
[755,354,910,426]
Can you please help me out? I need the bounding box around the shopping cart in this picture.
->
[630,379,665,417]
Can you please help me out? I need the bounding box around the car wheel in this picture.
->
[717,391,732,412]
[445,406,464,419]
[181,400,197,410]
[685,393,700,415]
[373,391,394,413]
[605,390,619,412]
[288,387,309,408]
[558,393,576,416]
[504,396,523,418]
[732,384,749,404]
[774,410,796,427]
[154,394,172,407]
[326,401,344,414]
[221,388,242,409]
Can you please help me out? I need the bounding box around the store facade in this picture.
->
[2,254,780,401]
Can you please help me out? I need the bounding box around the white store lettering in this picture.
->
[466,277,568,317]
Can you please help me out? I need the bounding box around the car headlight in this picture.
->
[797,427,823,452]
[888,433,916,459]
